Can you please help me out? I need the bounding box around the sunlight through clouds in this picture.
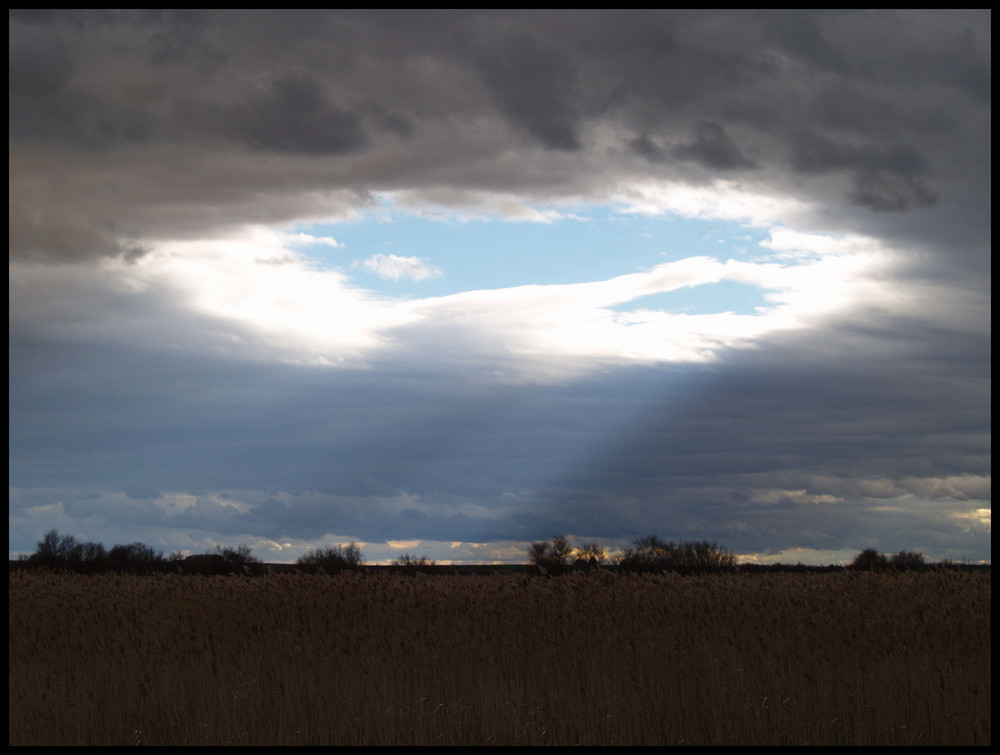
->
[110,214,893,377]
[129,228,421,364]
[9,11,989,564]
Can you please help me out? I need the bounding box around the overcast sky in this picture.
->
[9,10,990,564]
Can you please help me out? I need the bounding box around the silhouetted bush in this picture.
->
[29,530,80,568]
[392,553,436,567]
[617,536,736,573]
[216,544,260,569]
[890,550,926,571]
[391,553,437,574]
[851,548,890,571]
[27,530,107,571]
[297,543,365,572]
[527,536,627,573]
[574,541,609,567]
[81,541,108,564]
[24,530,170,573]
[107,542,165,572]
[527,535,575,573]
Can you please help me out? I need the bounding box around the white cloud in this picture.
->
[392,241,889,377]
[10,215,896,380]
[612,178,813,229]
[282,232,345,249]
[953,508,991,532]
[747,489,844,506]
[7,226,421,366]
[386,540,422,551]
[357,253,443,281]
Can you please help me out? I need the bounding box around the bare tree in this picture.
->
[527,535,574,573]
[574,541,608,566]
[298,543,365,572]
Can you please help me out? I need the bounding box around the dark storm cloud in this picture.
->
[471,29,584,151]
[627,135,668,163]
[8,31,153,150]
[673,121,756,171]
[763,10,852,76]
[790,132,937,211]
[7,24,74,97]
[223,72,369,155]
[9,9,989,262]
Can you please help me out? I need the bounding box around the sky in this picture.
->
[9,10,991,564]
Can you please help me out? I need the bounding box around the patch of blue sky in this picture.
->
[288,206,773,314]
[611,280,769,317]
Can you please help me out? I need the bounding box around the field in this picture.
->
[8,569,990,745]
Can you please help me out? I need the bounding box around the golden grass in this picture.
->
[8,569,990,745]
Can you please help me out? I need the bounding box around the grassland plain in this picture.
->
[8,569,990,745]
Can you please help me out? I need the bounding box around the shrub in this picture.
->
[298,543,365,572]
[528,540,553,567]
[29,530,82,568]
[851,548,890,571]
[890,550,926,571]
[81,541,108,564]
[26,530,175,573]
[392,553,436,568]
[527,535,574,573]
[679,540,738,570]
[574,541,608,566]
[216,544,260,568]
[28,530,107,571]
[108,542,165,572]
[618,537,736,573]
[618,535,672,572]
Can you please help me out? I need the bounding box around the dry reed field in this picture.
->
[8,569,990,745]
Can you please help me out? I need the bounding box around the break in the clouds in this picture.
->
[9,10,990,564]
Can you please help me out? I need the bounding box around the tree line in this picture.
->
[13,529,957,575]
[527,535,738,574]
[18,530,265,574]
[849,548,929,571]
[526,536,955,575]
[13,530,434,574]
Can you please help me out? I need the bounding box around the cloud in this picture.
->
[282,232,344,249]
[357,253,442,282]
[9,11,988,262]
[15,220,884,376]
[673,121,756,171]
[471,27,583,151]
[222,71,370,155]
[9,11,990,563]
